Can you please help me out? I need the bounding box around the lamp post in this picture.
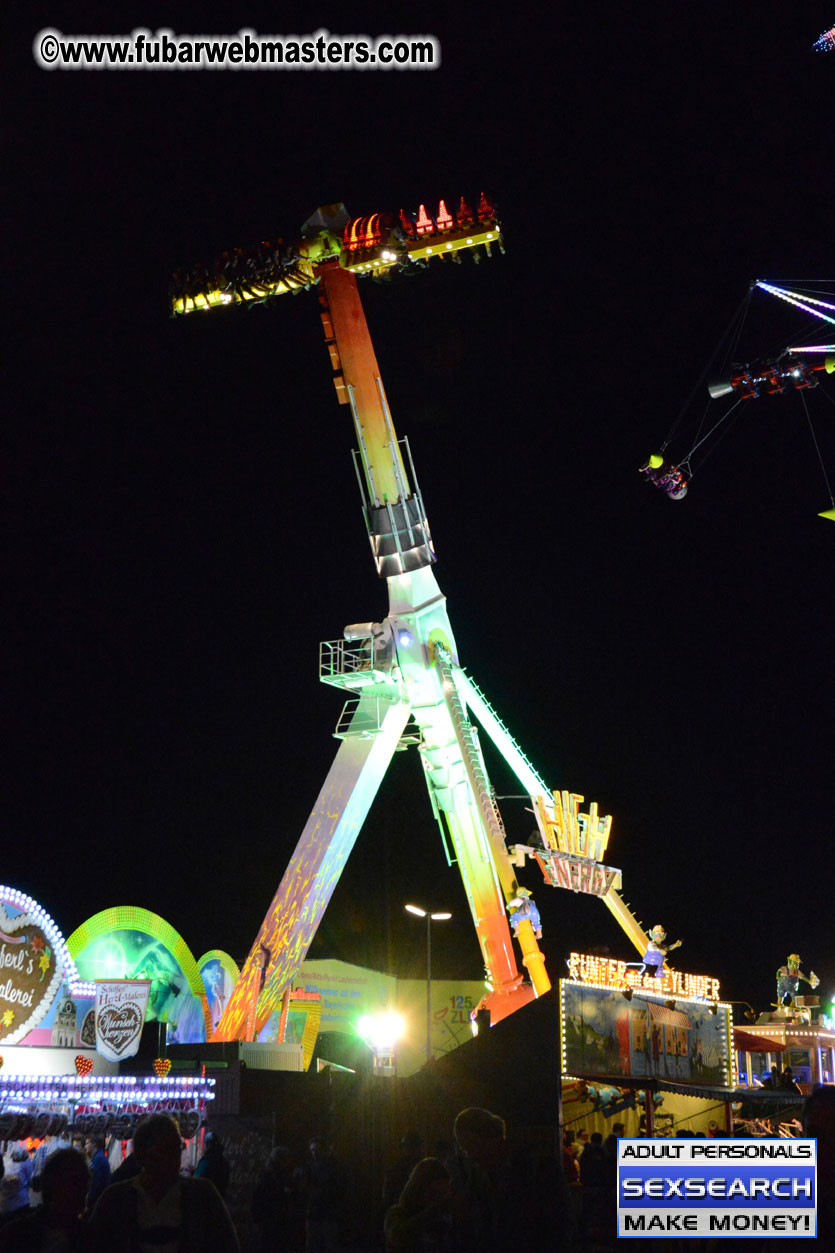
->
[405,904,451,1062]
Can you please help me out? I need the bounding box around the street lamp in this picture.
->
[405,904,451,1062]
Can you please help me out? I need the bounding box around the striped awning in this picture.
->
[647,1001,692,1029]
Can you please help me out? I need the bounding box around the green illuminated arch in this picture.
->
[67,907,205,999]
[197,950,241,985]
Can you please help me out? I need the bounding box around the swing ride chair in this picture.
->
[639,280,835,520]
[171,193,656,1042]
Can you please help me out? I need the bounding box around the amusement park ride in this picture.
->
[639,280,835,517]
[171,195,661,1043]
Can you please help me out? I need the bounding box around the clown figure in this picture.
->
[640,924,682,978]
[507,887,542,939]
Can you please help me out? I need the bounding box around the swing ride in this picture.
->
[640,280,835,520]
[170,193,657,1042]
[813,24,835,52]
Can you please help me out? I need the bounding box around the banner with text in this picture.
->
[94,979,151,1061]
[617,1138,816,1239]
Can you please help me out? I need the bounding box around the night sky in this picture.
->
[5,2,834,1020]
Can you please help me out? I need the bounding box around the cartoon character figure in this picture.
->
[640,925,682,978]
[775,954,819,1007]
[507,887,542,939]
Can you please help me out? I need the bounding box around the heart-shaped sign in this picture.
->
[0,904,63,1045]
[80,1008,96,1048]
[75,1055,93,1076]
[96,1002,144,1057]
[153,1057,171,1078]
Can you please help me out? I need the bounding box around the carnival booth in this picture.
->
[0,886,215,1169]
[560,949,737,1138]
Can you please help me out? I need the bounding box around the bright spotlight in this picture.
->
[357,1010,405,1052]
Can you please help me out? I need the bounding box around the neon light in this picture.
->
[756,281,835,326]
[534,850,620,896]
[415,204,434,236]
[0,884,94,1001]
[67,907,206,999]
[566,951,721,1001]
[788,345,835,354]
[0,1075,214,1094]
[758,282,835,314]
[436,200,453,231]
[456,197,475,227]
[477,192,496,221]
[196,950,241,983]
[532,791,613,860]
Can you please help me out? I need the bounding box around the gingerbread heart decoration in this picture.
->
[80,1008,97,1048]
[96,1002,144,1058]
[0,904,63,1045]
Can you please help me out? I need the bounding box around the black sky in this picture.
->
[4,2,834,1018]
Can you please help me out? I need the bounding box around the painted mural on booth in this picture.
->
[562,983,732,1086]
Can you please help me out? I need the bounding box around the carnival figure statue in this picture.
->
[640,924,682,978]
[507,888,542,939]
[776,953,819,1008]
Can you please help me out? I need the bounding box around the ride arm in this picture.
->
[459,669,651,958]
[212,691,410,1041]
[432,644,549,1004]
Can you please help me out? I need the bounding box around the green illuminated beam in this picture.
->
[458,671,549,795]
[459,669,651,958]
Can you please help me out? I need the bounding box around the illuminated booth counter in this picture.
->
[0,887,219,1153]
[735,1021,835,1091]
[0,1072,216,1144]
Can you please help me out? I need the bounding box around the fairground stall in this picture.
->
[1,886,215,1168]
[560,950,737,1138]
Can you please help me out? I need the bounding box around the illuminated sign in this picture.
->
[567,952,721,1003]
[0,888,88,1043]
[95,980,151,1061]
[513,791,621,898]
[68,907,212,1041]
[531,791,613,860]
[535,849,621,896]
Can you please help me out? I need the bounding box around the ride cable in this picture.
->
[639,280,835,517]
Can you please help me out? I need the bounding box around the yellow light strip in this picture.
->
[345,226,501,274]
[172,266,317,316]
[174,225,502,311]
